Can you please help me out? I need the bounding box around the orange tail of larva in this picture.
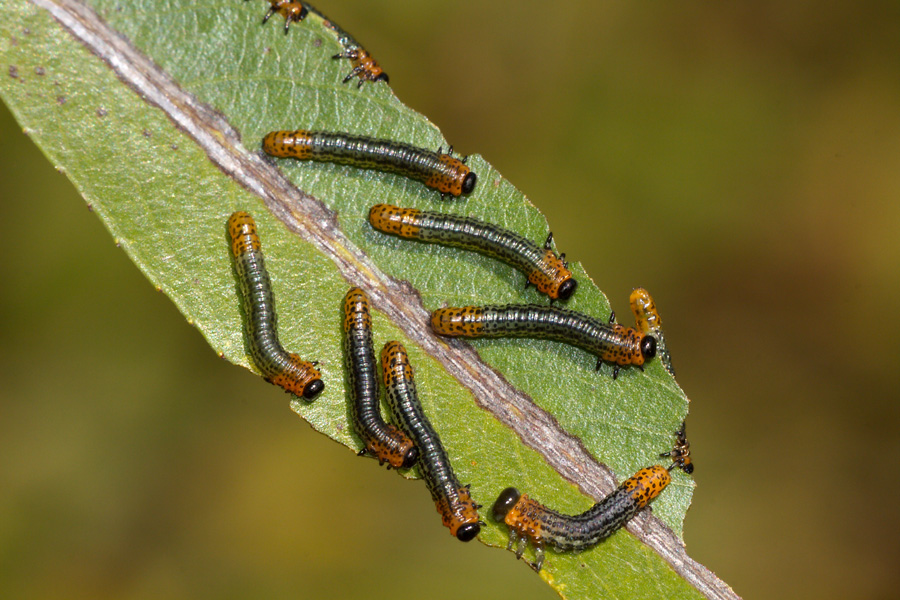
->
[430,306,486,337]
[262,130,314,159]
[368,204,423,238]
[227,211,262,257]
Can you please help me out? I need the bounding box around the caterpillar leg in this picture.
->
[261,1,308,34]
[505,528,518,552]
[341,63,366,84]
[532,544,546,572]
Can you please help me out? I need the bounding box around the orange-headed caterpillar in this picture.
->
[661,421,693,474]
[262,131,476,197]
[342,287,417,469]
[381,341,482,541]
[491,465,671,571]
[368,204,576,301]
[331,46,389,88]
[227,212,323,399]
[630,287,675,377]
[251,2,389,86]
[430,304,656,378]
[303,3,390,87]
[253,0,309,34]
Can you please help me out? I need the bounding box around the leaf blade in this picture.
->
[0,1,720,597]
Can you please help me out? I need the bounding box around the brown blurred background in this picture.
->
[2,1,899,598]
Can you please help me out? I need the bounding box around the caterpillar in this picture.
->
[262,130,476,197]
[251,1,389,86]
[226,212,323,399]
[491,465,672,571]
[661,421,693,474]
[368,204,577,300]
[430,304,657,378]
[304,3,389,87]
[255,0,309,34]
[630,287,675,377]
[342,287,417,469]
[380,341,482,541]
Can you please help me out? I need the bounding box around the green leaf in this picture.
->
[0,1,727,598]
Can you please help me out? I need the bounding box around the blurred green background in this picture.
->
[2,1,899,599]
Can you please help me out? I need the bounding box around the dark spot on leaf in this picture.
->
[142,129,152,138]
[8,65,18,78]
[171,144,178,150]
[34,66,45,76]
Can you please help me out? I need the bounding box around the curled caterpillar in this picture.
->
[227,212,323,399]
[492,465,671,571]
[630,287,675,377]
[342,287,417,469]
